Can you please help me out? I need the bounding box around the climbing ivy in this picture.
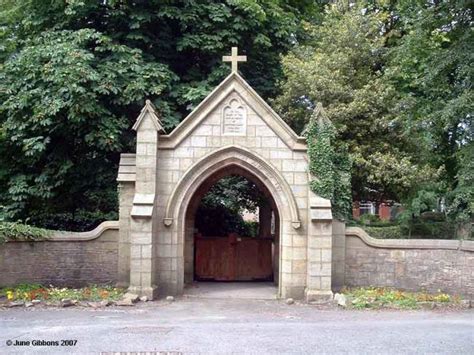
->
[305,105,352,219]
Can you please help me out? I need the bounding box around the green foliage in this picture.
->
[0,222,51,244]
[195,204,253,237]
[358,214,384,226]
[1,284,125,302]
[363,225,404,239]
[305,105,352,219]
[0,29,174,228]
[404,221,456,240]
[195,175,268,236]
[200,175,266,215]
[27,210,118,232]
[244,221,260,238]
[446,144,473,225]
[276,0,472,226]
[360,220,457,240]
[274,1,436,203]
[0,0,322,229]
[386,0,473,226]
[344,287,456,310]
[0,0,471,231]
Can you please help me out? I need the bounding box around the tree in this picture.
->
[0,1,322,229]
[274,1,431,203]
[0,29,175,229]
[387,0,473,227]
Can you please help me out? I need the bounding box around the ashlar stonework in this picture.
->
[0,49,471,299]
[117,48,333,301]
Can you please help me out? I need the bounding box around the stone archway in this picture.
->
[164,146,301,298]
[117,63,335,302]
[183,164,280,285]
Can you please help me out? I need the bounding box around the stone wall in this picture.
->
[331,219,345,290]
[0,221,119,287]
[344,227,474,297]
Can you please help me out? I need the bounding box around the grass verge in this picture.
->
[0,283,125,302]
[341,287,461,309]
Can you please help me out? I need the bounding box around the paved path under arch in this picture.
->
[183,282,278,300]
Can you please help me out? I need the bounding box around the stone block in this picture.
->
[296,197,307,209]
[130,232,153,245]
[292,260,306,274]
[310,221,333,236]
[191,136,207,147]
[270,149,292,159]
[305,289,333,303]
[136,155,156,168]
[194,125,213,136]
[310,208,333,221]
[282,172,294,184]
[248,114,264,126]
[261,137,278,148]
[321,249,332,263]
[130,245,141,259]
[179,158,193,170]
[212,126,221,136]
[292,247,306,260]
[282,160,295,172]
[291,185,307,198]
[308,248,321,263]
[130,271,141,285]
[208,136,221,147]
[294,173,308,185]
[157,244,172,258]
[246,126,256,136]
[141,245,152,258]
[282,260,292,273]
[136,130,157,143]
[292,235,307,248]
[193,147,211,159]
[174,147,193,158]
[256,126,274,137]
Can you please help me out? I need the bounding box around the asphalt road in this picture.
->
[1,298,473,354]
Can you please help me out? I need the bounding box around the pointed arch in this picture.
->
[163,145,301,229]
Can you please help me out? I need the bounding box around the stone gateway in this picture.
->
[1,49,472,299]
[116,47,334,301]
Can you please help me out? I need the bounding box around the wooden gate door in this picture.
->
[194,233,273,281]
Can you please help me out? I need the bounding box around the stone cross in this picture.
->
[223,47,247,73]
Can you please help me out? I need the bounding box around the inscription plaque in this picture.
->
[223,98,246,135]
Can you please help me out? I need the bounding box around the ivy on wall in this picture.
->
[305,104,352,219]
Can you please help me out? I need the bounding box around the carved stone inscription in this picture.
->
[223,98,246,135]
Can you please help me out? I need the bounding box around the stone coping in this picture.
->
[49,221,119,241]
[346,226,474,252]
[3,221,120,243]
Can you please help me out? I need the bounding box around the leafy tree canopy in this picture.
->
[387,0,473,226]
[274,1,434,203]
[0,0,322,229]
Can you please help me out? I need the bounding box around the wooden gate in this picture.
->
[194,233,273,281]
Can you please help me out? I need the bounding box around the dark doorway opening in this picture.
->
[184,166,280,284]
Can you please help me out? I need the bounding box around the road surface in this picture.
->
[1,297,473,354]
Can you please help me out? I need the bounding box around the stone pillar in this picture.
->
[128,100,164,299]
[117,180,134,287]
[117,153,138,287]
[305,194,333,303]
[331,219,346,291]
